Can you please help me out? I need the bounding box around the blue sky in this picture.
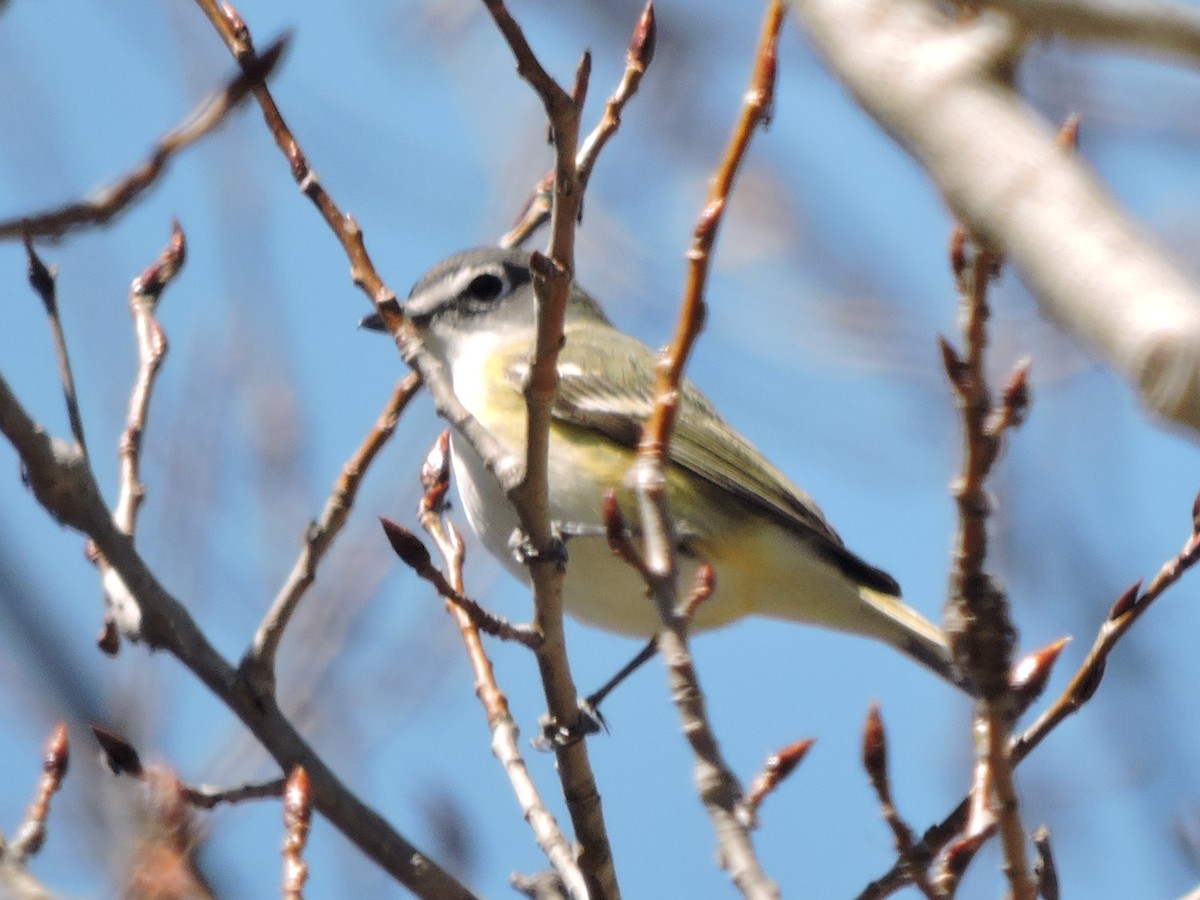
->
[1,1,1199,897]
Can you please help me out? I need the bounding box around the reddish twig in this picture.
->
[639,0,782,459]
[624,4,785,897]
[476,5,623,896]
[1012,511,1200,763]
[739,737,815,830]
[941,227,1034,899]
[282,768,312,900]
[380,517,542,649]
[861,706,938,899]
[6,723,69,861]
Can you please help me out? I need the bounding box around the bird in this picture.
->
[364,246,966,692]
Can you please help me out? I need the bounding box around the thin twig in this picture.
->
[93,222,187,653]
[941,232,1033,899]
[416,437,586,898]
[860,508,1200,897]
[626,4,785,897]
[282,768,312,900]
[23,241,87,457]
[381,517,542,647]
[0,40,286,241]
[1012,517,1200,763]
[501,2,657,248]
[861,706,938,899]
[114,220,186,537]
[241,374,422,697]
[0,379,476,897]
[7,724,69,861]
[478,3,623,896]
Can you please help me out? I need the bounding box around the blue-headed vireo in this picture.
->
[366,247,963,690]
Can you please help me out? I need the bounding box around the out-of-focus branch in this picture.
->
[791,0,1200,431]
[627,3,785,897]
[0,40,285,241]
[0,375,477,898]
[0,724,69,900]
[6,723,69,861]
[987,0,1200,63]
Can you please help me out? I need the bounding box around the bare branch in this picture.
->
[114,220,186,538]
[380,517,542,649]
[0,39,286,241]
[988,0,1200,63]
[23,241,87,457]
[502,2,657,248]
[416,440,585,898]
[0,378,477,897]
[7,724,69,861]
[627,3,786,897]
[241,374,422,696]
[792,0,1200,431]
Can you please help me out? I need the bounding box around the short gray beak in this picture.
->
[359,311,386,332]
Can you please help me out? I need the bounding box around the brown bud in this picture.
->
[1076,658,1106,704]
[1002,359,1032,428]
[1108,580,1142,620]
[938,335,966,386]
[420,431,452,508]
[742,737,815,827]
[44,723,69,782]
[862,703,888,787]
[23,237,57,313]
[1010,637,1069,707]
[1056,114,1081,152]
[949,225,968,281]
[131,219,187,299]
[631,3,657,69]
[380,517,432,573]
[91,724,143,777]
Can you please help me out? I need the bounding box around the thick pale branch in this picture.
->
[792,0,1200,431]
[989,0,1200,63]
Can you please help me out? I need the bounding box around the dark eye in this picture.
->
[464,271,505,302]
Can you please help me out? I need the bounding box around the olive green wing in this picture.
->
[513,325,900,595]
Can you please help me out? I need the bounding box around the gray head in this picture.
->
[361,247,610,359]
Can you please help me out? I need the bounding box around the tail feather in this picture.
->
[859,587,975,696]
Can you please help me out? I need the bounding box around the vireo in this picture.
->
[366,247,963,690]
